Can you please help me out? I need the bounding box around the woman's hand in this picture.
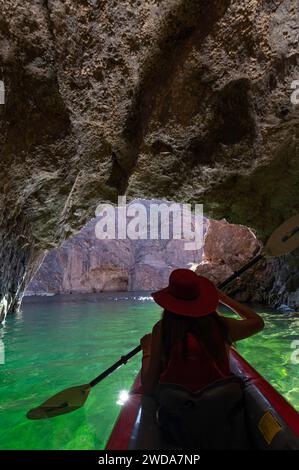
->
[217,288,265,341]
[140,333,152,355]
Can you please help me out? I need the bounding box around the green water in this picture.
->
[0,293,298,450]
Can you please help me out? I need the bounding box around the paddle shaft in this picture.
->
[88,251,265,388]
[89,345,141,388]
[217,253,264,289]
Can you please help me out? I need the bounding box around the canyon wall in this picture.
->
[26,211,264,300]
[27,211,298,308]
[26,200,208,293]
[0,1,298,320]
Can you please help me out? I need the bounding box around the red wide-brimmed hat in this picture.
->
[152,269,219,317]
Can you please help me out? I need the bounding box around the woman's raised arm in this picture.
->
[217,289,265,342]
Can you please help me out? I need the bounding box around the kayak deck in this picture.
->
[106,350,299,450]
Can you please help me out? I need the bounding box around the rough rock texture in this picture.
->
[27,235,134,294]
[0,0,298,320]
[26,200,207,294]
[268,249,299,308]
[233,248,299,309]
[195,218,262,283]
[26,212,261,295]
[196,219,299,309]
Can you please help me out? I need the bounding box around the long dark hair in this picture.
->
[161,309,229,363]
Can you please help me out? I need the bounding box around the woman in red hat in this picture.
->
[140,269,264,448]
[141,269,264,394]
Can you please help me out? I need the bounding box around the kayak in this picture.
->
[106,349,299,450]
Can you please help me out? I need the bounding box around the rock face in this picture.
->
[234,248,299,309]
[27,236,134,294]
[268,249,299,309]
[195,218,262,284]
[26,200,207,294]
[195,219,299,309]
[0,1,298,320]
[26,212,262,295]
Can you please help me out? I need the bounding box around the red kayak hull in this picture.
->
[106,350,299,450]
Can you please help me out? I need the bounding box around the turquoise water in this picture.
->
[0,293,298,450]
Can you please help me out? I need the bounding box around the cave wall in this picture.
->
[0,0,298,320]
[235,248,299,309]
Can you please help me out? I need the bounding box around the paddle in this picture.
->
[27,214,299,420]
[26,345,141,419]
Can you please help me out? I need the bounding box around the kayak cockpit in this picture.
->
[106,350,299,450]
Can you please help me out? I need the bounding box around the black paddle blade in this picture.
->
[27,384,90,420]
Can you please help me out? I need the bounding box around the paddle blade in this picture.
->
[27,384,90,420]
[265,214,299,257]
